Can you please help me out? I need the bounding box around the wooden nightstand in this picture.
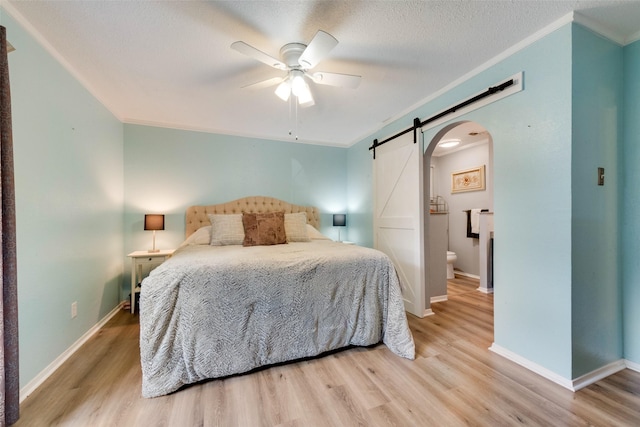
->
[127,249,174,314]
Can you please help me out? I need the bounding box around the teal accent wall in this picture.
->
[346,138,374,248]
[622,39,640,365]
[4,2,638,395]
[348,23,637,381]
[123,124,347,297]
[2,11,124,388]
[350,26,576,378]
[571,25,623,377]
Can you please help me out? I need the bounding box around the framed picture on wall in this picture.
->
[451,165,486,193]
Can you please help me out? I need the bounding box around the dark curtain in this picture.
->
[0,25,20,426]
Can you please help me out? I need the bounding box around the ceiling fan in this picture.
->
[231,30,361,107]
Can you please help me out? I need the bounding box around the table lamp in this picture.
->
[144,214,164,253]
[333,214,346,242]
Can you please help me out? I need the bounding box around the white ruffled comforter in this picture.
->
[139,241,415,398]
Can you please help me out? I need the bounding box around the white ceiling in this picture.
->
[4,1,640,148]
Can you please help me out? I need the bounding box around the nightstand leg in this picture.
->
[130,262,136,314]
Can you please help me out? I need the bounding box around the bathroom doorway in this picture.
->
[425,121,494,301]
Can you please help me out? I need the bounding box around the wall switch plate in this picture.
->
[598,167,604,186]
[71,301,78,318]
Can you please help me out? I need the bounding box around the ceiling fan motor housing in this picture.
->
[280,43,307,69]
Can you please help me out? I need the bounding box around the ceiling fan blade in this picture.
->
[241,76,284,90]
[231,41,287,70]
[311,71,361,89]
[298,30,338,69]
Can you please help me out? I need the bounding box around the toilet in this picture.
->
[446,251,457,279]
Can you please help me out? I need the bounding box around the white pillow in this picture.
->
[208,214,245,246]
[181,225,211,246]
[306,224,331,240]
[284,212,310,242]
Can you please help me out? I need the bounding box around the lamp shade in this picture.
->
[291,70,306,96]
[275,79,291,101]
[144,214,165,231]
[333,214,346,227]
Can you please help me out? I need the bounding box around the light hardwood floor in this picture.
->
[16,276,640,426]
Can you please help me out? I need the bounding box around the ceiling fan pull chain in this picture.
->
[294,98,299,140]
[288,94,293,137]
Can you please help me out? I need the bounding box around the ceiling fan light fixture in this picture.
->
[290,70,306,97]
[297,84,314,106]
[232,30,361,111]
[275,79,291,101]
[299,59,312,69]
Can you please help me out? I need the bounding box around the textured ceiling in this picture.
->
[4,1,640,147]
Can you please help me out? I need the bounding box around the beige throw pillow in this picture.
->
[208,214,245,246]
[284,212,310,242]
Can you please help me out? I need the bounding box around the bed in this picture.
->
[139,196,415,398]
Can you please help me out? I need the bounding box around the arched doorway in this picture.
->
[424,121,494,301]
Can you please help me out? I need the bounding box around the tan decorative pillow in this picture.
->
[284,212,310,242]
[208,214,245,246]
[242,212,287,246]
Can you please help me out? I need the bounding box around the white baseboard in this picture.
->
[423,308,435,317]
[490,343,627,391]
[571,359,627,391]
[626,359,640,372]
[489,343,574,390]
[452,271,492,293]
[454,271,480,280]
[430,295,448,303]
[19,302,124,402]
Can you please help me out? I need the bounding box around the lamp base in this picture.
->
[148,231,160,253]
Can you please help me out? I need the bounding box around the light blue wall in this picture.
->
[349,25,575,378]
[348,23,639,380]
[2,11,124,388]
[4,3,637,393]
[123,124,347,298]
[622,39,640,365]
[571,25,623,377]
[346,137,374,248]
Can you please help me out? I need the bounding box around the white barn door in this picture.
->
[373,131,428,317]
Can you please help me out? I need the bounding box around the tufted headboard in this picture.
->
[185,196,321,238]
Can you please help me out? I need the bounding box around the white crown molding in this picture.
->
[347,13,574,148]
[573,11,626,46]
[627,29,640,45]
[123,118,347,148]
[1,1,123,122]
[347,10,640,148]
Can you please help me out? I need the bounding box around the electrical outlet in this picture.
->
[71,301,77,319]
